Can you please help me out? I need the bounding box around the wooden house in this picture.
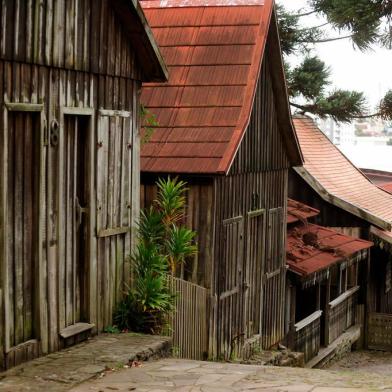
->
[139,0,303,359]
[289,116,392,353]
[0,0,167,369]
[286,199,372,363]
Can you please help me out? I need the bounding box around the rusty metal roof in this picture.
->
[293,116,392,231]
[380,183,392,194]
[287,223,372,277]
[139,0,301,174]
[287,198,319,224]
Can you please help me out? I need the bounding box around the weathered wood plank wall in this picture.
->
[212,54,290,358]
[0,0,141,79]
[0,0,142,369]
[141,178,215,289]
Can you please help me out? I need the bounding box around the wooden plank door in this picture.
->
[262,207,286,349]
[62,115,89,327]
[244,209,266,340]
[218,216,244,359]
[3,110,42,367]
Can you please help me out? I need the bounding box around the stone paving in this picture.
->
[0,334,171,392]
[70,359,392,392]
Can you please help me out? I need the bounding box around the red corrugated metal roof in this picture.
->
[293,116,392,231]
[287,198,319,224]
[139,0,300,174]
[287,223,372,277]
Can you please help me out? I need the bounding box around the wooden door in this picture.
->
[217,216,244,359]
[4,110,42,366]
[262,207,286,349]
[244,209,266,340]
[61,115,89,327]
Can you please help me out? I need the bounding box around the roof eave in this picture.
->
[294,166,392,231]
[112,0,169,82]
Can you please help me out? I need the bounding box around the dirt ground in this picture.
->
[326,350,392,375]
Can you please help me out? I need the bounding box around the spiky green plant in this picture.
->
[114,177,197,334]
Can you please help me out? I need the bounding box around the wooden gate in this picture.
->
[368,312,392,351]
[217,215,244,359]
[168,277,209,360]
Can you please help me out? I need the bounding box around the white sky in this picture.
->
[278,0,392,110]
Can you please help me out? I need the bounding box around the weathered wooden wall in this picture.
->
[0,0,142,369]
[141,177,215,289]
[0,0,140,79]
[212,53,290,358]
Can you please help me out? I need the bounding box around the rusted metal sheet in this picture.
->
[287,223,372,277]
[287,199,320,224]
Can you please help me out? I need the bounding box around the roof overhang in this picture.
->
[112,0,168,82]
[294,166,392,231]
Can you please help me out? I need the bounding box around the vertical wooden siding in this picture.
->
[0,0,140,79]
[230,56,290,174]
[213,171,288,358]
[141,179,215,289]
[0,58,140,367]
[213,50,290,357]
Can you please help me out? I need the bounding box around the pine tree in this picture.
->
[278,1,392,122]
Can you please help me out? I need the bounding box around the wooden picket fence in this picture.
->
[167,276,210,360]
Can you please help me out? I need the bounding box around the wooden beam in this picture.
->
[98,109,130,118]
[62,106,94,116]
[5,102,44,112]
[97,226,130,238]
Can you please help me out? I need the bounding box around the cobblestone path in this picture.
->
[326,350,392,375]
[0,334,170,392]
[71,358,392,392]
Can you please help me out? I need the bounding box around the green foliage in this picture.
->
[277,1,392,121]
[104,325,120,334]
[155,177,188,226]
[140,104,159,146]
[287,57,331,100]
[292,90,367,122]
[114,177,198,334]
[379,90,392,120]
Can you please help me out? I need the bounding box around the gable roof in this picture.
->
[140,0,302,174]
[293,116,392,231]
[112,0,168,81]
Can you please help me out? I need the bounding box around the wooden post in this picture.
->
[364,251,371,349]
[288,284,296,349]
[324,272,331,346]
[316,282,321,310]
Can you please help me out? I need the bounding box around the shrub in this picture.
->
[114,177,197,334]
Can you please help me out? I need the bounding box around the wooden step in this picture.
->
[60,323,95,339]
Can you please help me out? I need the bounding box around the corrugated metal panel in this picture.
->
[139,0,274,173]
[287,223,372,276]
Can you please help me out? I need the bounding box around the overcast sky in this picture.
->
[278,0,392,111]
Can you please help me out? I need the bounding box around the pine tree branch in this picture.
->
[299,34,354,43]
[298,22,329,31]
[297,10,318,17]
